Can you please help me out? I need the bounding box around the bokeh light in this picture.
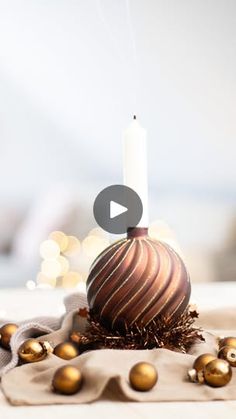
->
[49,231,69,252]
[26,280,36,290]
[36,230,110,290]
[64,235,81,255]
[88,227,109,240]
[41,259,62,278]
[149,220,175,241]
[82,235,109,258]
[58,255,70,275]
[40,239,60,259]
[62,271,82,288]
[36,272,57,288]
[149,220,183,257]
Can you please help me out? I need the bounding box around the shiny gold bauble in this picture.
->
[203,359,232,387]
[129,362,158,392]
[218,346,236,367]
[52,365,83,395]
[219,336,236,350]
[0,323,18,350]
[188,353,216,384]
[18,339,53,363]
[193,353,217,373]
[53,342,79,360]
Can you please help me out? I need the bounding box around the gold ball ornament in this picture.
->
[52,365,83,395]
[188,353,217,383]
[0,323,18,350]
[203,359,232,387]
[129,362,158,392]
[218,346,236,367]
[193,353,217,372]
[18,339,53,363]
[53,342,79,360]
[219,336,236,350]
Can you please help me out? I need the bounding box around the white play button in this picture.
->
[93,185,143,234]
[110,201,128,219]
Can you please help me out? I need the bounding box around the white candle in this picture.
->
[123,116,148,227]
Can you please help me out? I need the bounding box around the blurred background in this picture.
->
[0,0,235,288]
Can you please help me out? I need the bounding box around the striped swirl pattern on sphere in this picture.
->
[86,235,191,331]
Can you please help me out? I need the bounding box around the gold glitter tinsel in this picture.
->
[79,306,204,353]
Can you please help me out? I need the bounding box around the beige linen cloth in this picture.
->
[1,290,236,405]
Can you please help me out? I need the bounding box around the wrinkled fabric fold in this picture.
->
[0,291,88,377]
[1,291,236,404]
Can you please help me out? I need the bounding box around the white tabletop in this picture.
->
[1,282,236,418]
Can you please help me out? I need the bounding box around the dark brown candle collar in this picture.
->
[127,227,148,238]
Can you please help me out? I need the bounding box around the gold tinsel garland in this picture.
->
[77,306,204,353]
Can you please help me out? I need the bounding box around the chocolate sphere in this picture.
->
[87,228,191,331]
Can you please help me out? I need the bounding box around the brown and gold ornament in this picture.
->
[85,228,202,352]
[87,228,191,331]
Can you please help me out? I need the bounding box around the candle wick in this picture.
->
[133,115,137,120]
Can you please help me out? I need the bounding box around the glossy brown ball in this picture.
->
[87,230,191,332]
[52,365,83,395]
[129,362,158,391]
[53,342,79,360]
[0,323,18,350]
[218,346,236,367]
[203,359,232,387]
